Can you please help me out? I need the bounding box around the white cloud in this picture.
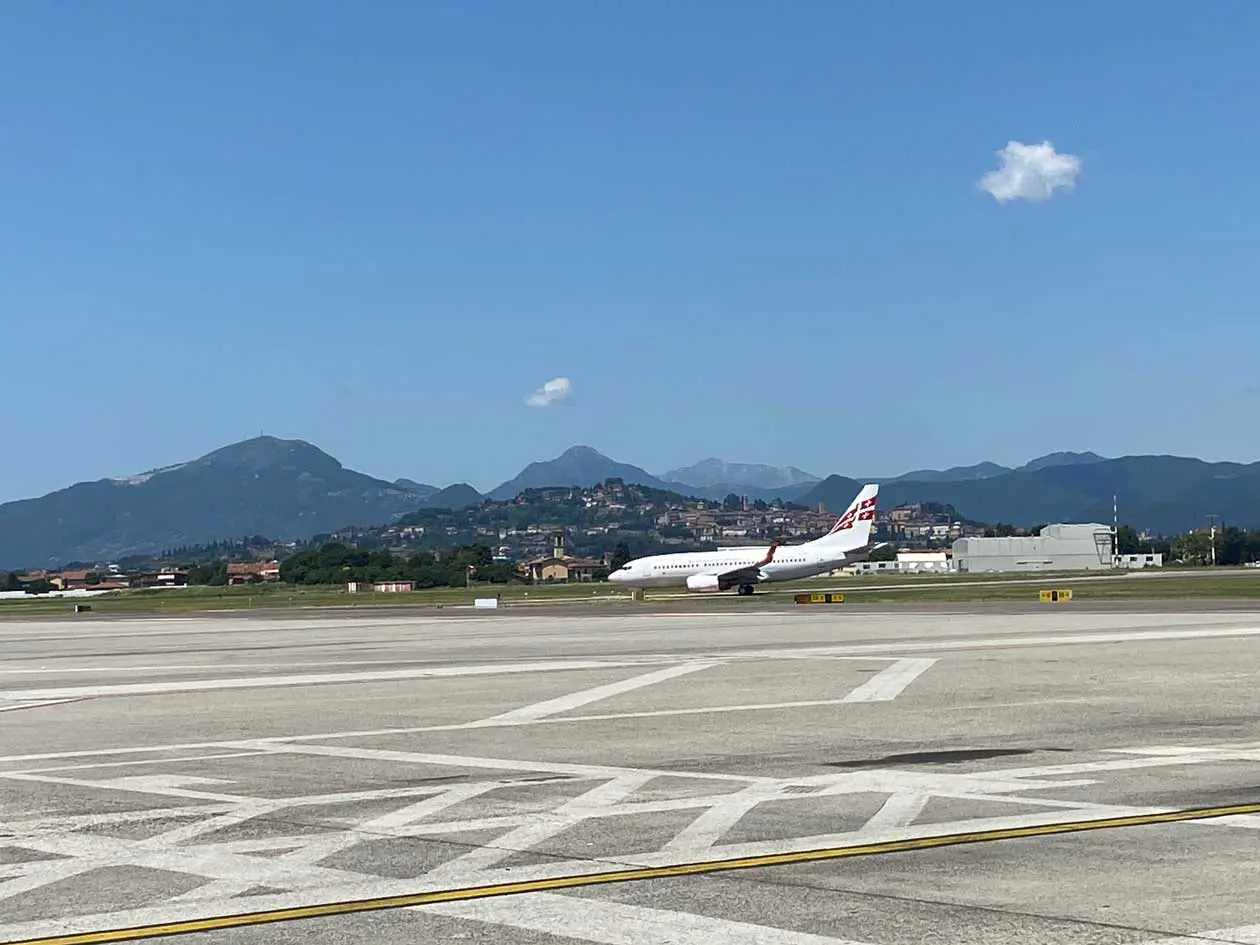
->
[525,376,572,407]
[979,140,1081,202]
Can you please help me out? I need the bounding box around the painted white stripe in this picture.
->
[422,892,875,944]
[856,793,930,834]
[23,751,262,774]
[1198,815,1260,829]
[0,658,500,675]
[0,659,647,701]
[0,697,91,713]
[541,699,883,725]
[1,825,370,907]
[169,782,504,904]
[434,803,1178,891]
[661,781,783,856]
[634,804,1180,867]
[425,773,655,882]
[1109,745,1260,761]
[0,614,484,640]
[1,771,248,803]
[282,782,501,866]
[468,661,721,727]
[986,749,1260,780]
[841,658,938,703]
[740,625,1260,658]
[231,740,772,785]
[3,805,235,838]
[417,698,887,732]
[1135,924,1260,944]
[137,802,282,848]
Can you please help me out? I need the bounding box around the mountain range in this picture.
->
[2,436,1255,569]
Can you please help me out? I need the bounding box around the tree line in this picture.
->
[1164,526,1260,566]
[278,542,521,587]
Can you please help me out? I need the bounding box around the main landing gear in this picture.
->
[736,583,756,596]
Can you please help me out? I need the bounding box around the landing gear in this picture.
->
[737,583,755,596]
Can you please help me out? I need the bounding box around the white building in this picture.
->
[845,551,955,575]
[952,524,1114,573]
[1116,552,1163,569]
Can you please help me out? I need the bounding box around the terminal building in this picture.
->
[951,523,1114,573]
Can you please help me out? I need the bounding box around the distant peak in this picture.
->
[557,445,607,460]
[197,436,342,473]
[1019,451,1107,472]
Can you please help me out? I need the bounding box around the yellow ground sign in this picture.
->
[1039,588,1073,602]
[795,592,845,604]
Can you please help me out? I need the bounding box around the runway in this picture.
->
[3,608,1260,944]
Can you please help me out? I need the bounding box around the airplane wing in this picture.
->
[686,545,778,592]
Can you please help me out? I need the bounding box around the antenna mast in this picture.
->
[1112,493,1118,567]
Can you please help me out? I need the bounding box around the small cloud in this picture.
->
[525,376,571,407]
[979,140,1081,202]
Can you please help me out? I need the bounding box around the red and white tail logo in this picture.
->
[824,484,879,537]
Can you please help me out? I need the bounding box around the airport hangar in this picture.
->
[951,522,1118,573]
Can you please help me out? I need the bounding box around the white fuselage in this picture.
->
[607,542,851,589]
[606,482,881,593]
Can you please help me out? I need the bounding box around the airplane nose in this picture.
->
[608,570,624,583]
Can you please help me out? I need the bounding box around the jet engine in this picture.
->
[685,573,721,593]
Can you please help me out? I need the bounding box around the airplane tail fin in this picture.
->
[809,483,879,551]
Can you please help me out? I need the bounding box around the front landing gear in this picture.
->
[737,584,755,596]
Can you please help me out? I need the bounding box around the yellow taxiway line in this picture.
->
[10,800,1260,945]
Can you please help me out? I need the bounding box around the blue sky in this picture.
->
[3,1,1259,500]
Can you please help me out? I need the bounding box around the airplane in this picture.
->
[607,483,882,595]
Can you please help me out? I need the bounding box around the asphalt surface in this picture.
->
[3,607,1260,944]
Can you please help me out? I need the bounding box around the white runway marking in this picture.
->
[3,771,249,803]
[0,658,649,701]
[426,773,655,882]
[856,792,931,835]
[841,658,938,703]
[26,751,263,774]
[1137,925,1260,944]
[0,658,502,675]
[231,739,772,785]
[424,698,910,731]
[661,781,784,856]
[422,891,876,944]
[467,661,721,727]
[712,625,1260,661]
[0,696,91,713]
